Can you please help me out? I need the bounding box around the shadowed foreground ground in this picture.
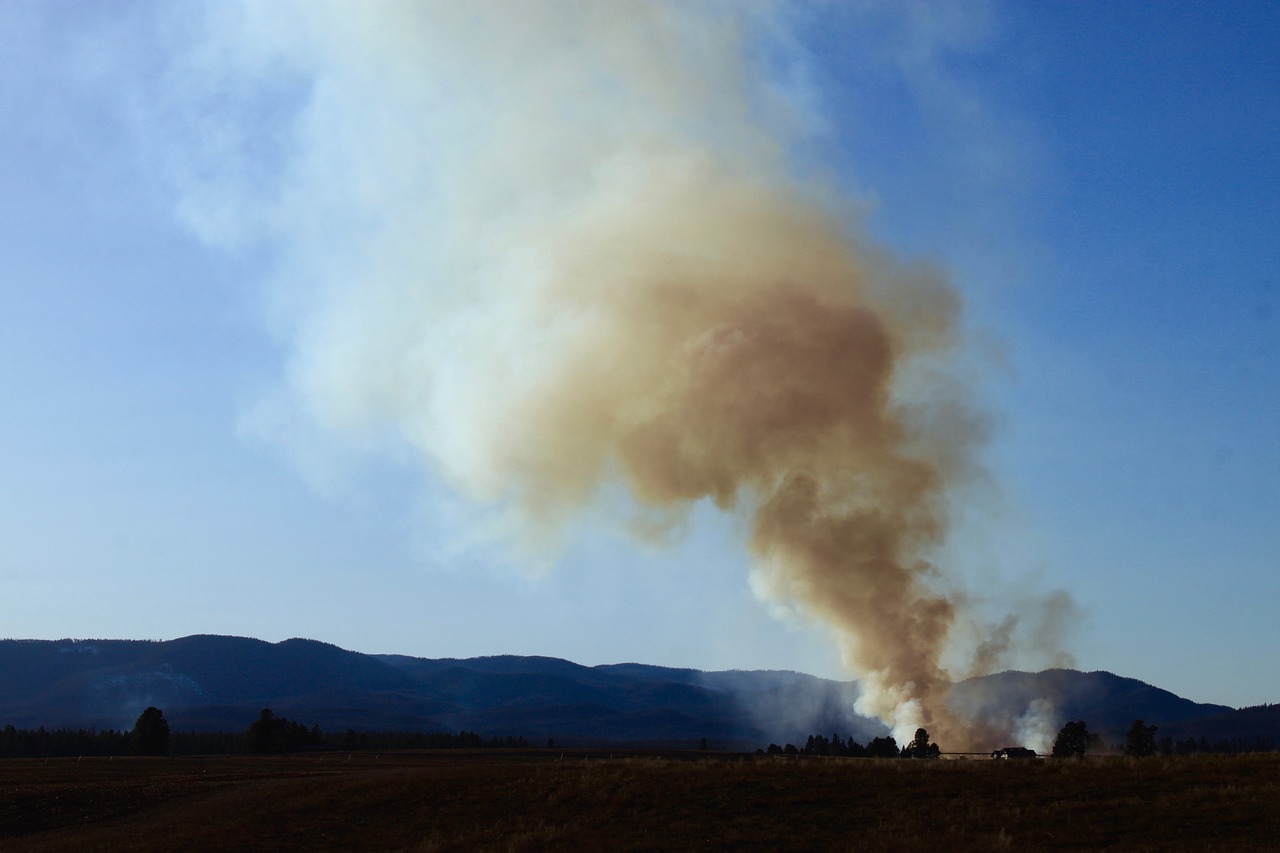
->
[3,751,1278,851]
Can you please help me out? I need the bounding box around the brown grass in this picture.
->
[3,751,1278,851]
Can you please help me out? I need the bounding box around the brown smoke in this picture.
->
[175,1,1065,748]
[459,159,982,745]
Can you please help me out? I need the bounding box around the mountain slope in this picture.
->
[950,669,1232,743]
[0,636,1250,749]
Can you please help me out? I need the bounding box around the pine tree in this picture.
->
[130,707,170,756]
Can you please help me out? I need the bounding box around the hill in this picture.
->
[949,669,1233,744]
[0,636,1251,749]
[0,636,880,748]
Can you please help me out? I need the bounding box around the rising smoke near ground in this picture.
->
[161,1,1074,748]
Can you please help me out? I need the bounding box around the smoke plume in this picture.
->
[167,1,1065,747]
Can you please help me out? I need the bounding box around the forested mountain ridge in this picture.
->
[949,669,1233,741]
[0,636,1246,748]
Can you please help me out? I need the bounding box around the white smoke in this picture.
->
[1012,698,1057,754]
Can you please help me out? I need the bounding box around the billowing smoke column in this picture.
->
[170,1,1042,746]
[497,169,979,744]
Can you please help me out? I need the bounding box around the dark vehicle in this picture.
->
[991,747,1038,759]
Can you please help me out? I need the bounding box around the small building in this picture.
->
[991,746,1038,759]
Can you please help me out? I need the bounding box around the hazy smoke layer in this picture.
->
[170,1,1058,747]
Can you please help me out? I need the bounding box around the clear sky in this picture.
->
[2,1,1277,710]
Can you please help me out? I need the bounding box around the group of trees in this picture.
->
[0,706,173,758]
[244,710,534,754]
[334,729,530,751]
[0,708,534,758]
[1125,720,1159,757]
[759,720,1241,761]
[1049,718,1244,758]
[5,708,1277,760]
[0,722,249,757]
[760,728,939,759]
[245,709,325,755]
[1051,720,1100,757]
[903,728,943,759]
[1162,734,1277,754]
[1,724,132,757]
[1052,719,1159,758]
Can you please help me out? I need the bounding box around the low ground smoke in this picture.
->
[173,1,1063,748]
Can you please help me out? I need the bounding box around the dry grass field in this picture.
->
[2,751,1278,851]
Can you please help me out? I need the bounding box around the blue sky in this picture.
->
[1,1,1277,710]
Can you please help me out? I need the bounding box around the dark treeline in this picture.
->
[1,724,132,757]
[5,718,1274,759]
[1077,734,1278,756]
[1159,735,1277,755]
[757,732,911,759]
[1,720,531,758]
[245,709,326,754]
[756,728,1279,759]
[0,724,252,757]
[334,730,530,751]
[1070,717,1278,757]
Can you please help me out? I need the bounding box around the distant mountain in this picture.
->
[0,636,880,748]
[0,636,1251,749]
[950,669,1233,743]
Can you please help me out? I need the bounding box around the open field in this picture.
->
[3,751,1278,851]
